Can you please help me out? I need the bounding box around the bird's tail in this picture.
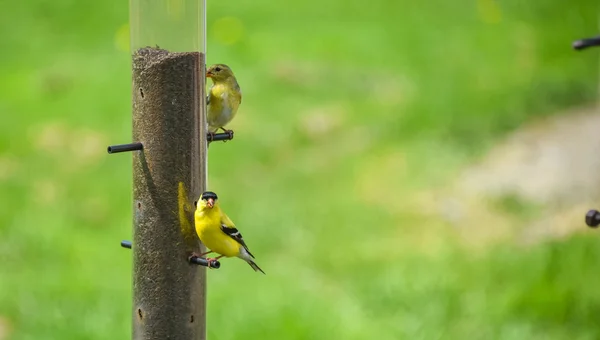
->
[247,260,265,274]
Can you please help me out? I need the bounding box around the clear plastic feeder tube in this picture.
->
[129,0,207,119]
[130,0,206,53]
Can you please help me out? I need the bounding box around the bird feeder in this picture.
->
[129,0,208,338]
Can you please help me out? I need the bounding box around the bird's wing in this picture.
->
[220,212,255,258]
[220,211,236,228]
[206,95,210,105]
[234,83,242,104]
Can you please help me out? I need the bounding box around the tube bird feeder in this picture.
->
[129,0,208,338]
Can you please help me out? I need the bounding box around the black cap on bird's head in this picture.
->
[201,191,218,208]
[201,191,218,200]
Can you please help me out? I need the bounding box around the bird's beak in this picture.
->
[206,71,213,78]
[206,198,214,208]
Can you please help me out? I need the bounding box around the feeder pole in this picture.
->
[129,0,208,339]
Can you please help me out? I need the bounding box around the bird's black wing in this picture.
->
[206,95,210,105]
[220,224,255,259]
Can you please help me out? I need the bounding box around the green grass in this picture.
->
[1,0,599,339]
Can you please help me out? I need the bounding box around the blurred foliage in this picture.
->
[0,0,599,339]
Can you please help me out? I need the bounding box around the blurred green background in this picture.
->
[1,0,600,339]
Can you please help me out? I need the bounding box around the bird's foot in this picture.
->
[218,128,234,141]
[207,132,216,142]
[189,250,213,261]
[188,252,202,262]
[205,257,217,269]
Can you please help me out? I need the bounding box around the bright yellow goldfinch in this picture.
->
[206,64,242,139]
[194,191,265,274]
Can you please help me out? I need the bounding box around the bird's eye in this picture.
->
[215,67,221,72]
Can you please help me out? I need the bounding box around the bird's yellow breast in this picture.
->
[194,208,240,257]
[207,83,241,130]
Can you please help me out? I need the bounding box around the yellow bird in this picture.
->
[193,191,265,274]
[206,64,242,140]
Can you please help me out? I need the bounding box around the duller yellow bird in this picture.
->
[206,64,242,140]
[193,191,265,274]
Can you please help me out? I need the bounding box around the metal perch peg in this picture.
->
[585,210,600,228]
[107,142,144,154]
[189,255,221,269]
[572,36,600,50]
[207,131,234,142]
[121,240,219,268]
